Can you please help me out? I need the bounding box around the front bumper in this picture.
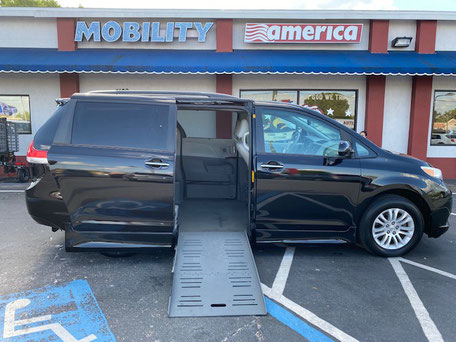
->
[427,190,452,238]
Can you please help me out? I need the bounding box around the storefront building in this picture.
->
[0,8,455,177]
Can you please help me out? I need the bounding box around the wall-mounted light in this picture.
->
[391,37,413,48]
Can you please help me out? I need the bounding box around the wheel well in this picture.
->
[357,189,431,241]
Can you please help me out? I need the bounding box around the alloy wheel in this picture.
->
[372,208,415,250]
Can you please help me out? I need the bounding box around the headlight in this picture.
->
[421,166,443,180]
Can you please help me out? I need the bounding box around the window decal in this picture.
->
[0,95,31,134]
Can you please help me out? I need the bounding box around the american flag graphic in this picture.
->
[244,23,270,43]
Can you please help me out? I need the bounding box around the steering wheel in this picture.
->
[283,127,302,154]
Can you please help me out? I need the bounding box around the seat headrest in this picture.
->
[234,119,249,139]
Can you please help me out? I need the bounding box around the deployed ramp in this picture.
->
[168,230,266,317]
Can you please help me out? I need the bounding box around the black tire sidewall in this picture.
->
[17,169,26,183]
[360,195,424,257]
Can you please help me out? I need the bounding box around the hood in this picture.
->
[383,149,429,166]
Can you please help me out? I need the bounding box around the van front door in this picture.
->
[253,105,361,243]
[48,99,177,250]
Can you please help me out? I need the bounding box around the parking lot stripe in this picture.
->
[451,213,455,216]
[265,296,335,342]
[0,190,24,193]
[389,258,444,342]
[271,247,295,297]
[399,258,456,280]
[262,283,360,342]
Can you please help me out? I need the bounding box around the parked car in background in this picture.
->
[431,133,456,145]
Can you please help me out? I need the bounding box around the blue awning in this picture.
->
[0,48,455,76]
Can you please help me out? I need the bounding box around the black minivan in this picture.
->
[26,91,452,257]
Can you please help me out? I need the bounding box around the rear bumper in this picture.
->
[25,174,69,230]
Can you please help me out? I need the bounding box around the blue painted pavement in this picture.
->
[265,296,335,342]
[0,279,115,341]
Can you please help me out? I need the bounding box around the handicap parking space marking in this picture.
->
[263,247,359,342]
[0,279,115,342]
[265,296,334,342]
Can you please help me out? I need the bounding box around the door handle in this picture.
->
[261,162,284,170]
[145,160,170,168]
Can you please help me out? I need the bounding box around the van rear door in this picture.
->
[48,98,177,250]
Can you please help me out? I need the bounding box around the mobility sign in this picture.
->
[244,23,363,43]
[0,279,115,341]
[75,21,214,43]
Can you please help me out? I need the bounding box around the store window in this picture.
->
[431,91,456,146]
[240,89,357,130]
[0,95,31,134]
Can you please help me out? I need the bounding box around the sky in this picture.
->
[57,0,456,11]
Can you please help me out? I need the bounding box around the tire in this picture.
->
[17,168,29,183]
[359,195,424,257]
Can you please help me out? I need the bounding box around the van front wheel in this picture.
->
[359,195,424,257]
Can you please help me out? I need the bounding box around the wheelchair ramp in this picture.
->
[168,231,266,317]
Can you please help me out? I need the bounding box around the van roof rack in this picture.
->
[55,98,70,106]
[87,90,244,101]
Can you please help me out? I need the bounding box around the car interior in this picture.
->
[175,108,250,233]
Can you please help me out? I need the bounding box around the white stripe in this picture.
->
[389,258,443,342]
[271,247,295,297]
[262,283,359,342]
[0,190,24,193]
[0,70,455,76]
[451,213,455,216]
[399,258,456,280]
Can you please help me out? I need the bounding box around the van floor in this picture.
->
[178,199,247,232]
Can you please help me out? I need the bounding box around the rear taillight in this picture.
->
[26,140,48,164]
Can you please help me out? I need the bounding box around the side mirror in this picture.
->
[338,140,353,157]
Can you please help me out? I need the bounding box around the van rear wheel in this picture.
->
[359,195,424,257]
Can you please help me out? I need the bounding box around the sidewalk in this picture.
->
[0,178,30,191]
[445,179,456,193]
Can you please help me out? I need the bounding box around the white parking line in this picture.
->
[271,247,295,297]
[264,247,360,342]
[0,190,24,193]
[451,213,455,216]
[399,258,456,280]
[389,258,444,342]
[262,283,359,342]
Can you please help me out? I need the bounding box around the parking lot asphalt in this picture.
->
[0,190,455,342]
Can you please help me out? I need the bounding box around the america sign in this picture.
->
[244,23,363,44]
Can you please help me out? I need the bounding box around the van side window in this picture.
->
[72,102,169,150]
[259,108,341,157]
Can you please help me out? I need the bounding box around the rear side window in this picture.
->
[72,101,170,150]
[34,105,66,150]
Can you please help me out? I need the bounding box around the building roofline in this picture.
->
[0,7,455,21]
